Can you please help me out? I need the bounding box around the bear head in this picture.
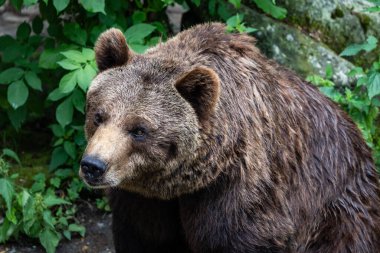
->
[79,28,221,199]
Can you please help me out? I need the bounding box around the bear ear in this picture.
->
[175,66,220,123]
[95,28,133,72]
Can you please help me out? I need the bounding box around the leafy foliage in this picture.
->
[0,157,85,253]
[340,36,378,57]
[364,0,380,12]
[251,0,287,19]
[226,14,257,33]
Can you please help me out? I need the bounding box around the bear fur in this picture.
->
[80,23,380,252]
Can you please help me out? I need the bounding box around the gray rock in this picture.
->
[240,5,356,85]
[275,0,380,66]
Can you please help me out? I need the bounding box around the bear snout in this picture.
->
[80,155,108,185]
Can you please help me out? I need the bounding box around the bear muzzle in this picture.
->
[80,155,108,186]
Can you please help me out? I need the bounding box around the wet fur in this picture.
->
[86,23,380,252]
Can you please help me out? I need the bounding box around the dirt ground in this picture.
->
[0,201,115,253]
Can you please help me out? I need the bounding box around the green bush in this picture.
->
[0,153,84,253]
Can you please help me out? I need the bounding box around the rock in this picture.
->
[241,5,356,85]
[275,0,380,66]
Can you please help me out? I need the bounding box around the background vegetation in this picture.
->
[0,0,379,252]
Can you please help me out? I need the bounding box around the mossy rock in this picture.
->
[275,0,380,67]
[240,5,355,85]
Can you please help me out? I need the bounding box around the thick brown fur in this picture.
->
[81,23,380,253]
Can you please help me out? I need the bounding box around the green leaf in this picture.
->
[319,86,343,101]
[71,89,86,113]
[10,0,22,11]
[59,71,77,94]
[32,16,43,34]
[57,59,81,70]
[50,177,61,188]
[340,36,378,56]
[23,0,38,6]
[64,141,76,159]
[50,124,65,137]
[368,71,380,99]
[77,65,97,91]
[1,44,24,63]
[21,192,37,235]
[192,0,201,6]
[44,195,71,207]
[82,48,95,61]
[6,208,17,224]
[0,218,17,242]
[340,45,364,56]
[31,173,46,192]
[24,71,42,91]
[7,80,29,109]
[228,0,241,8]
[325,64,333,79]
[244,27,258,34]
[0,35,15,49]
[132,11,147,24]
[64,23,88,46]
[226,14,244,29]
[56,97,74,128]
[61,50,86,63]
[63,230,71,240]
[39,49,64,69]
[20,190,32,215]
[39,228,60,253]
[53,0,69,12]
[68,224,85,237]
[0,178,14,210]
[79,0,106,13]
[17,22,32,41]
[2,148,21,165]
[364,6,380,12]
[53,138,64,147]
[49,147,69,171]
[47,88,68,101]
[0,67,24,84]
[357,76,368,87]
[252,0,287,19]
[54,169,73,179]
[129,44,149,54]
[7,106,27,130]
[125,23,156,44]
[42,210,55,230]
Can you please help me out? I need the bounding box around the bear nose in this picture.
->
[80,155,107,181]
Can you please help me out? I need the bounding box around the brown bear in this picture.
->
[79,23,380,253]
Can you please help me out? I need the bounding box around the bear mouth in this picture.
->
[79,169,109,189]
[82,177,110,189]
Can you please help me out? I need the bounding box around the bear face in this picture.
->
[80,29,221,199]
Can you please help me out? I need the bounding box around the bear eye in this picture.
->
[129,126,147,141]
[94,112,103,126]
